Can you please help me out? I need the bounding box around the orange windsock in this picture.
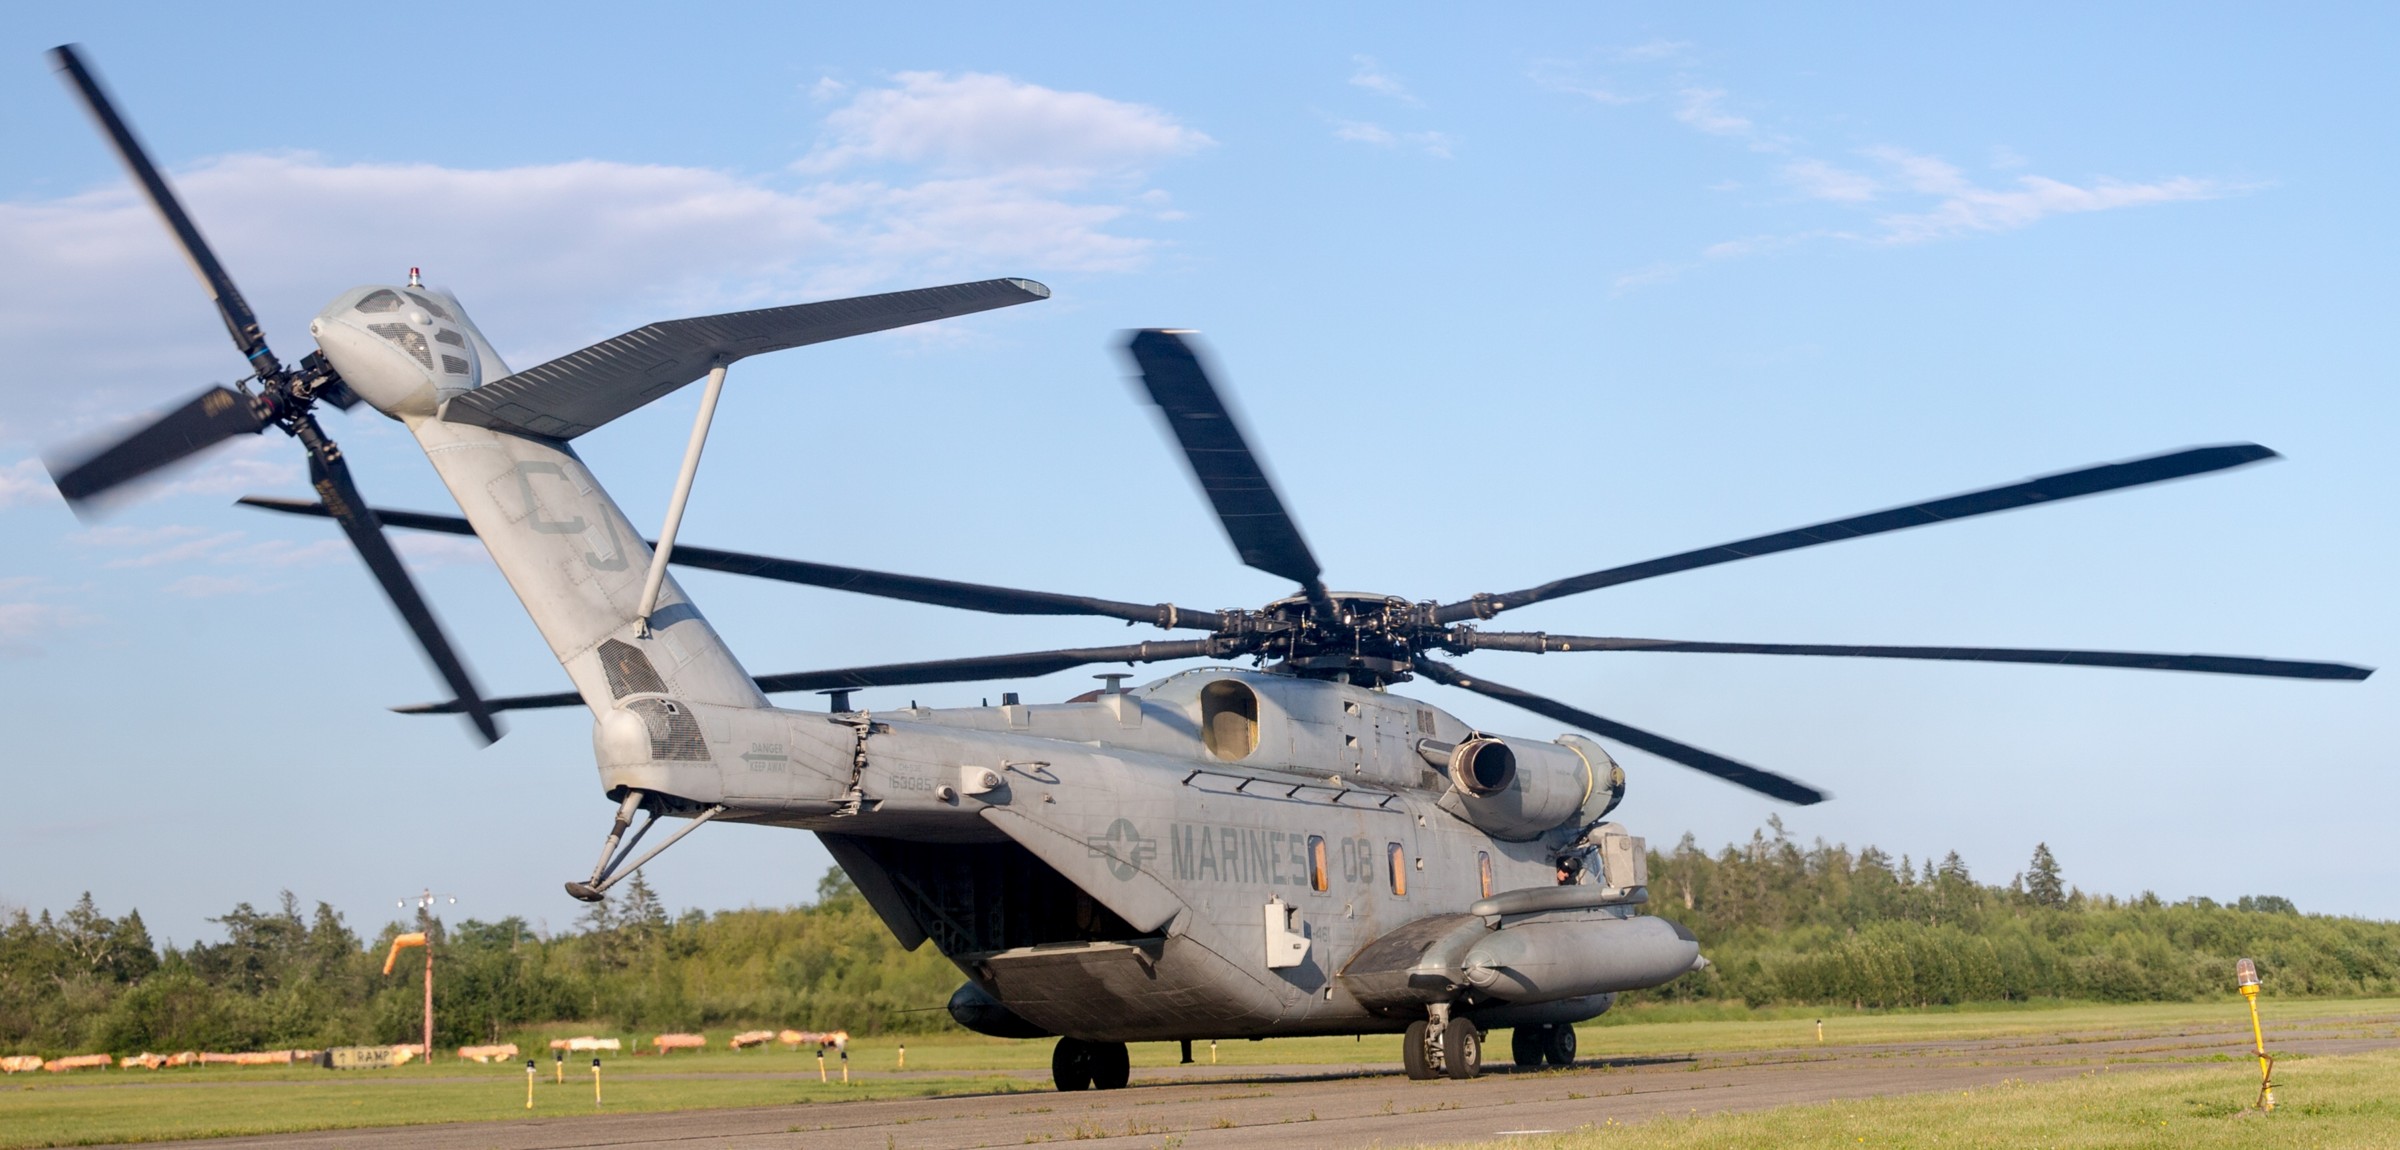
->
[382,932,428,975]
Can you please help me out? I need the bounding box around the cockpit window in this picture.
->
[367,323,433,370]
[404,291,452,321]
[353,289,404,314]
[1199,679,1258,761]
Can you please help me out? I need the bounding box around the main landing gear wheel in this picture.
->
[1443,1018,1482,1080]
[1090,1040,1130,1090]
[1051,1038,1130,1091]
[1543,1023,1577,1067]
[1402,1020,1435,1080]
[1510,1026,1545,1071]
[1512,1024,1577,1070]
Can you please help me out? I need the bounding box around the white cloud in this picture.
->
[1349,56,1422,106]
[1610,261,1689,294]
[0,601,99,655]
[79,522,352,573]
[0,457,55,508]
[393,533,494,570]
[1616,39,1693,64]
[101,529,243,568]
[1674,88,1753,138]
[1332,120,1455,159]
[163,574,252,598]
[797,71,1210,177]
[1,71,1212,454]
[1860,147,2224,243]
[1781,159,1880,203]
[1335,120,1397,147]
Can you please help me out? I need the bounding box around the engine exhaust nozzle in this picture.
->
[1419,737,1517,797]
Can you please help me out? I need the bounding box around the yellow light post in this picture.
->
[2236,957,2275,1111]
[592,1056,603,1108]
[524,1059,536,1110]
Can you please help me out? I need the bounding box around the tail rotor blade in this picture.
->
[299,421,501,743]
[50,45,280,377]
[47,384,271,507]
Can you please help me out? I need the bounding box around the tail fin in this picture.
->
[368,279,1048,718]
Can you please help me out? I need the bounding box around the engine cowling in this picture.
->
[1432,733,1626,841]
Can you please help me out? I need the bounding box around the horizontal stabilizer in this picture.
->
[443,277,1049,439]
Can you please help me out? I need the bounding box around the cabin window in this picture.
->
[353,289,404,313]
[1387,842,1408,897]
[1308,836,1329,892]
[1478,851,1493,899]
[1200,679,1259,761]
[403,290,452,320]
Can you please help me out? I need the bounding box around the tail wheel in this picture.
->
[1510,1026,1547,1071]
[1442,1018,1482,1080]
[1544,1024,1578,1067]
[1051,1038,1095,1091]
[1401,1020,1435,1080]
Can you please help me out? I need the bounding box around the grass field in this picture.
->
[3,996,2392,1148]
[1494,1046,2400,1150]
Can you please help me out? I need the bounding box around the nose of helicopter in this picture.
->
[309,284,483,418]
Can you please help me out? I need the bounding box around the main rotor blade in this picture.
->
[49,385,270,507]
[396,639,1229,714]
[1412,656,1827,805]
[1126,330,1330,611]
[50,45,279,377]
[1462,632,2376,681]
[1435,443,2279,624]
[297,423,500,743]
[238,496,1227,631]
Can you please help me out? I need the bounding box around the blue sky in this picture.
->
[2,4,2392,945]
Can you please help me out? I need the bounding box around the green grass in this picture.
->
[3,998,2393,1148]
[1487,1046,2400,1149]
[0,1066,1042,1148]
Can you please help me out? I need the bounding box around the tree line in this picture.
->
[1636,818,2397,1008]
[4,826,2393,1056]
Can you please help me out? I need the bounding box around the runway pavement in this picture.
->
[107,1009,2400,1149]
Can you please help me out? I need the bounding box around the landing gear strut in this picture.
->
[1051,1037,1130,1091]
[1401,1004,1482,1080]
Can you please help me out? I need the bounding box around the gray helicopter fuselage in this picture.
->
[592,665,1649,1041]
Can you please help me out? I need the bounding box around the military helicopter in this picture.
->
[44,45,2371,1088]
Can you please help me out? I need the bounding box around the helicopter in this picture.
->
[42,44,2372,1088]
